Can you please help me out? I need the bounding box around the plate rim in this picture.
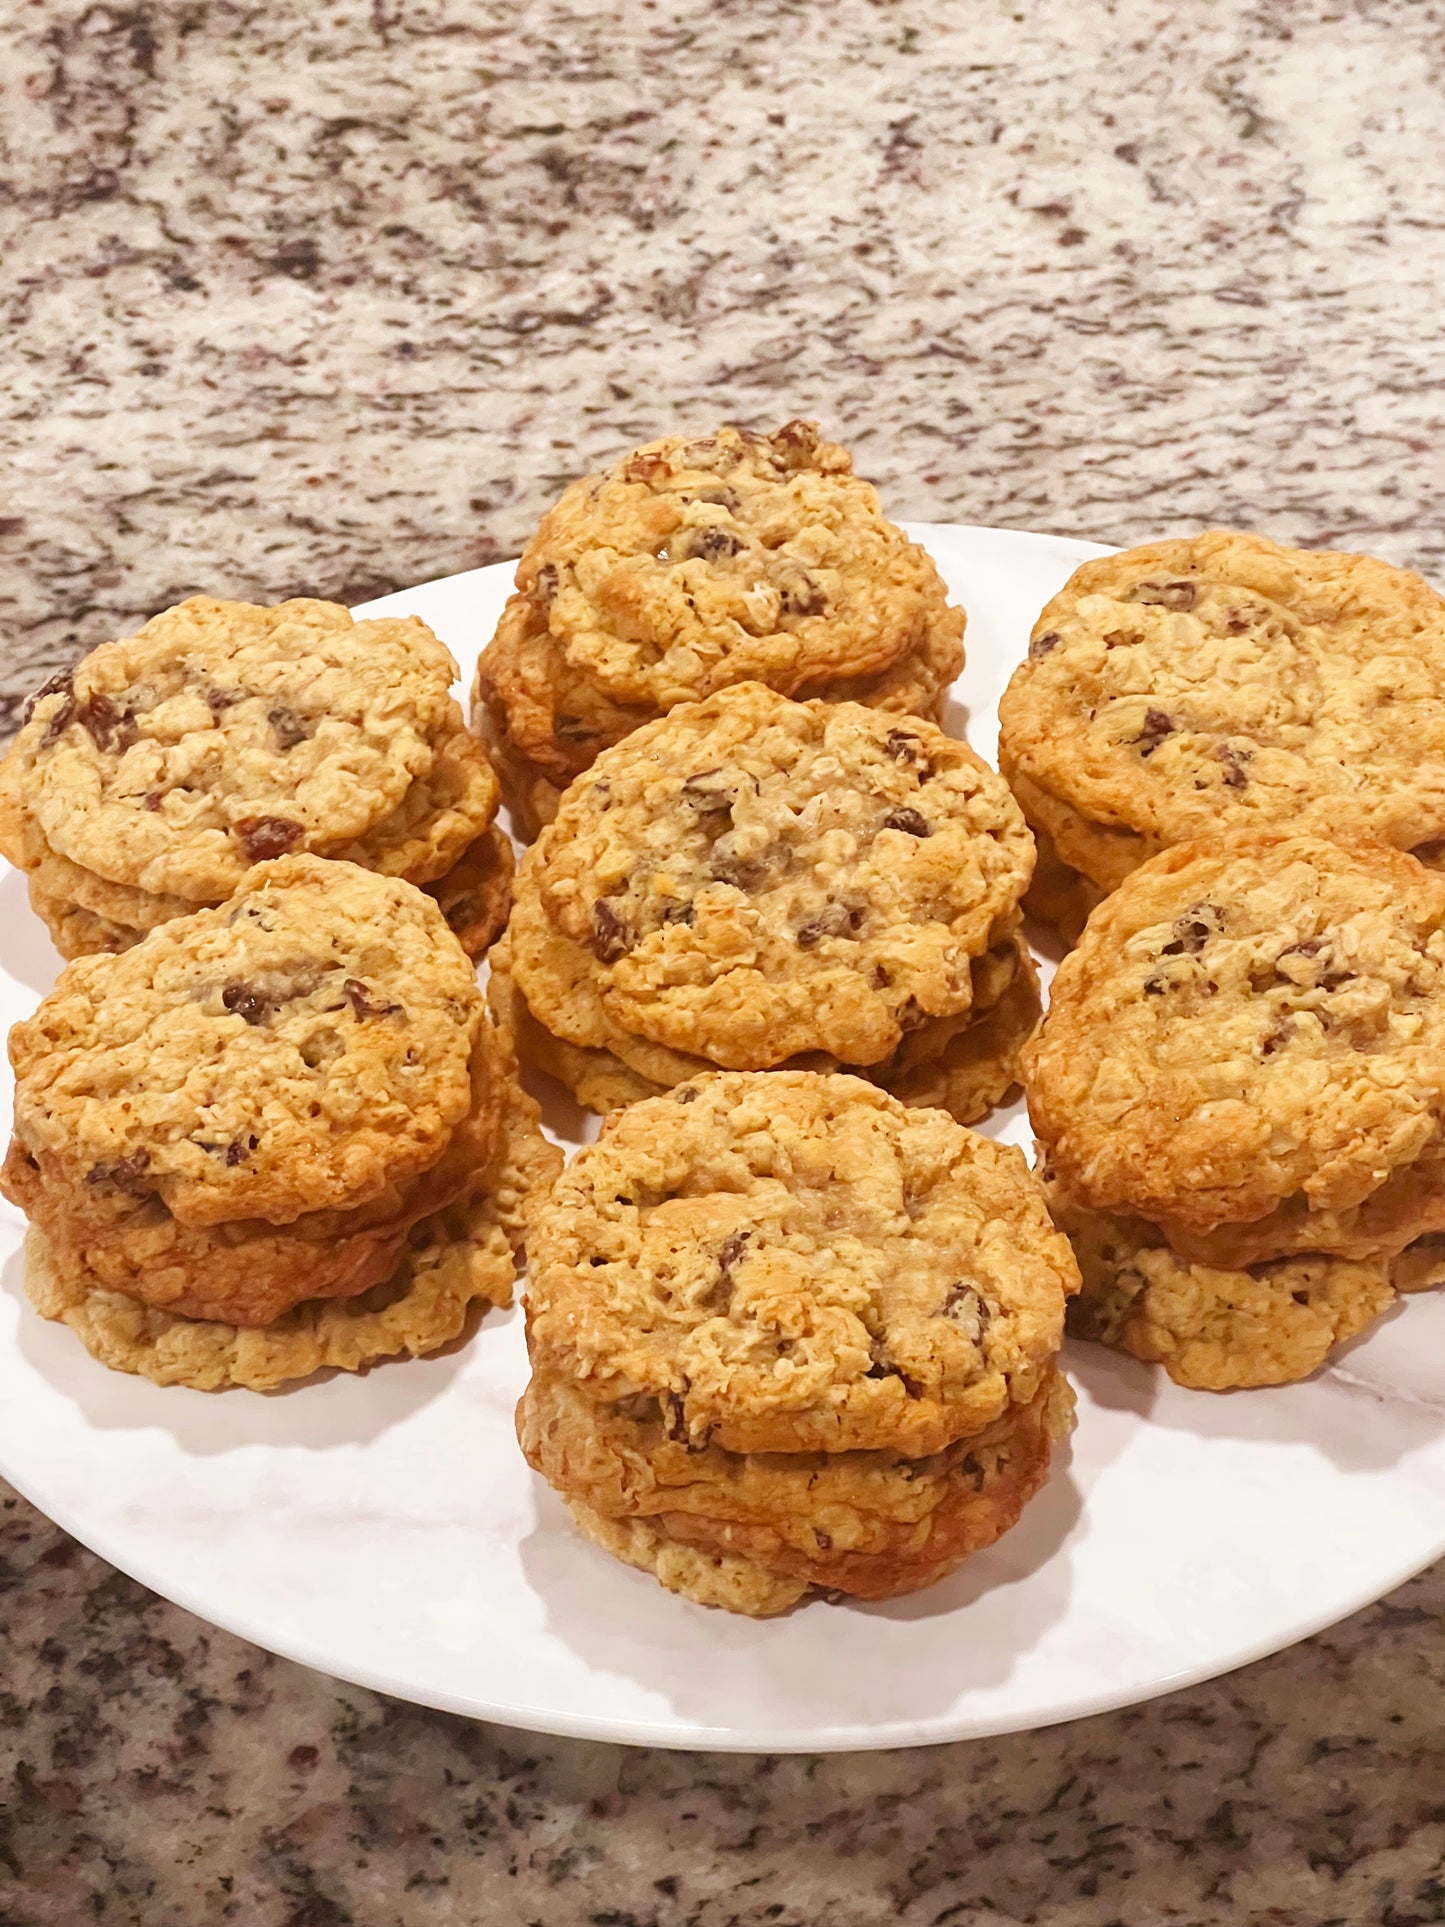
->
[3,1380,1440,1754]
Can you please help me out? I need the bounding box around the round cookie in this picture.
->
[16,766,512,966]
[472,421,966,833]
[23,1073,561,1392]
[9,856,484,1227]
[522,1370,1072,1612]
[491,926,1039,1126]
[524,1072,1078,1458]
[1023,831,1445,1239]
[1054,1190,1399,1390]
[509,684,1034,1073]
[3,597,463,903]
[998,531,1445,887]
[1,1013,511,1325]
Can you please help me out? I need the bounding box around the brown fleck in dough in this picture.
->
[524,1071,1078,1458]
[471,423,965,834]
[999,531,1445,893]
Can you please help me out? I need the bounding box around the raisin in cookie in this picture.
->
[1024,832,1445,1242]
[524,1072,1078,1458]
[998,532,1445,924]
[0,597,511,960]
[8,856,484,1227]
[507,684,1034,1079]
[472,422,965,835]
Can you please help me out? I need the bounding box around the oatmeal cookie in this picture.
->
[24,873,140,961]
[21,1073,558,1392]
[871,948,1040,1121]
[525,1072,1078,1458]
[1054,1189,1400,1390]
[1019,820,1107,948]
[0,597,463,904]
[522,1369,1072,1610]
[492,926,1038,1126]
[472,422,965,833]
[509,685,1033,1073]
[18,769,511,966]
[322,724,499,887]
[998,532,1445,885]
[1024,832,1445,1238]
[9,856,484,1226]
[2,1013,512,1326]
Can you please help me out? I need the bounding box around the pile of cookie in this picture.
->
[1025,831,1445,1389]
[997,531,1445,940]
[5,412,1444,1617]
[2,856,558,1389]
[0,595,514,960]
[517,1073,1078,1614]
[471,420,966,837]
[488,681,1041,1125]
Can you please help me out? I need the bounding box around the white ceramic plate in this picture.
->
[1,525,1441,1754]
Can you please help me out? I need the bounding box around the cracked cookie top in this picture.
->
[524,1071,1078,1457]
[998,531,1445,861]
[1024,830,1445,1233]
[3,597,466,902]
[510,683,1033,1069]
[9,856,484,1227]
[495,420,965,711]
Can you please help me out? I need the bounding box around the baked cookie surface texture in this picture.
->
[497,683,1038,1126]
[3,857,560,1387]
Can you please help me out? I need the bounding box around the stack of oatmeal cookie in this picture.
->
[998,532,1445,942]
[487,681,1040,1125]
[1,857,559,1390]
[0,596,513,960]
[1024,830,1445,1389]
[472,421,966,838]
[518,1072,1079,1616]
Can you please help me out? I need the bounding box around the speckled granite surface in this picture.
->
[1,0,1442,1921]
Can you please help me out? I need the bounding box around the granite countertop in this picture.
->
[1,0,1442,1920]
